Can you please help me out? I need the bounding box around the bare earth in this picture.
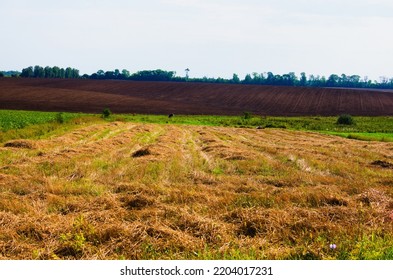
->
[1,78,393,116]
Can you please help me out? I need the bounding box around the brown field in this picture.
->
[1,78,393,116]
[1,119,392,259]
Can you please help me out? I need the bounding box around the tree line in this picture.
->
[0,70,20,77]
[236,72,393,89]
[4,65,393,89]
[86,69,177,81]
[19,66,80,79]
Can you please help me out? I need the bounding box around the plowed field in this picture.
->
[1,121,392,259]
[1,78,393,116]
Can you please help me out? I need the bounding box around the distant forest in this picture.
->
[1,65,393,89]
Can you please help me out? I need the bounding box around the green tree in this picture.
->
[21,66,34,77]
[349,75,361,87]
[299,72,307,86]
[327,74,339,87]
[251,72,266,84]
[232,73,240,83]
[33,65,44,78]
[337,114,355,125]
[274,74,283,85]
[52,66,60,78]
[104,71,114,79]
[97,70,105,78]
[121,69,130,78]
[340,74,348,87]
[282,72,297,86]
[71,68,79,78]
[102,108,112,118]
[44,66,53,78]
[243,74,252,84]
[131,70,175,81]
[59,68,65,78]
[65,67,73,78]
[266,72,275,84]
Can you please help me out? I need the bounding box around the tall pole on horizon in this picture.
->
[185,68,190,81]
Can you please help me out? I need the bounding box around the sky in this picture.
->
[1,0,393,80]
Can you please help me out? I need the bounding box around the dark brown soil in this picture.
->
[371,160,393,169]
[4,140,35,149]
[132,148,151,158]
[1,78,393,116]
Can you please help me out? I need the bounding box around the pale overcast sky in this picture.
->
[1,0,392,80]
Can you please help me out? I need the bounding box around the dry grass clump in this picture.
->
[1,122,393,259]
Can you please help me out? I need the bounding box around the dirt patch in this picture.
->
[323,197,348,207]
[120,195,155,210]
[132,148,151,158]
[371,160,393,169]
[4,140,36,149]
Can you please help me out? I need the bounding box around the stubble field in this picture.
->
[1,118,392,259]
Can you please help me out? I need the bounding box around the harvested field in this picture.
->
[1,78,393,116]
[0,121,392,259]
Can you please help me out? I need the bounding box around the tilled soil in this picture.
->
[1,78,393,115]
